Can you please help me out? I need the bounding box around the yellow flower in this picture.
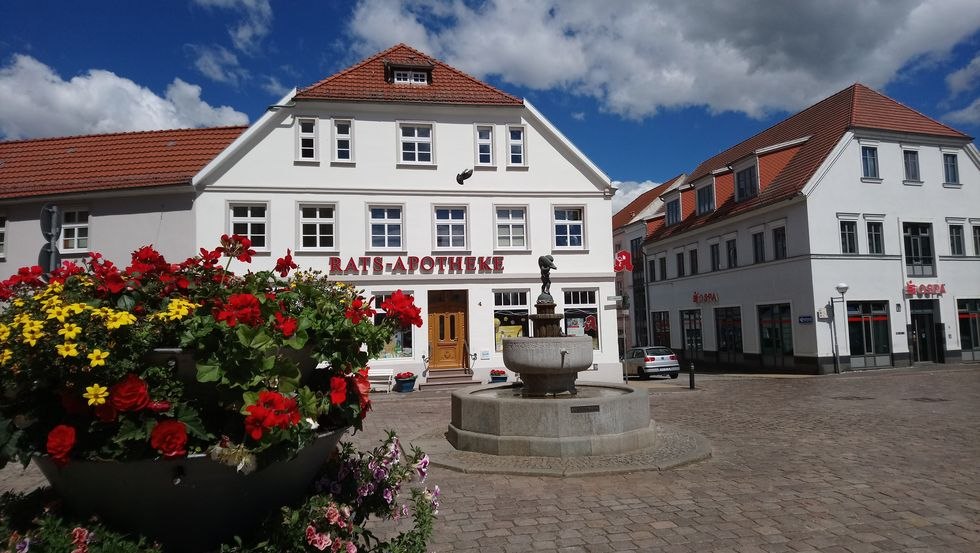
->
[40,296,63,310]
[21,328,44,347]
[87,349,109,367]
[58,323,82,340]
[12,299,25,308]
[0,324,9,342]
[82,384,109,406]
[157,299,199,321]
[67,303,87,315]
[56,342,79,358]
[46,305,71,323]
[105,311,137,330]
[0,349,11,365]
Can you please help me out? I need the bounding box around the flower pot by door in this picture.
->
[393,378,417,392]
[35,427,347,553]
[489,375,508,383]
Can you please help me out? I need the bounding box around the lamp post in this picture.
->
[831,282,849,374]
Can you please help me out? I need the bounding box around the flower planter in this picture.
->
[393,378,417,393]
[35,427,347,553]
[489,375,508,383]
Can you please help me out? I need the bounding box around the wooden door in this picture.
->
[427,290,467,369]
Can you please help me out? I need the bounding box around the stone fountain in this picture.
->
[447,256,657,457]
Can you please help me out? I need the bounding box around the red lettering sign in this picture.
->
[692,291,719,304]
[905,281,947,296]
[323,255,506,275]
[613,250,634,272]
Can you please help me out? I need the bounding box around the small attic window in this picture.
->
[393,70,428,85]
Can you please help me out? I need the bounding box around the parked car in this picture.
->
[622,346,680,379]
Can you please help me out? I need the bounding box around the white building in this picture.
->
[643,84,980,373]
[0,44,621,384]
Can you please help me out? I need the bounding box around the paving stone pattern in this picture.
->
[3,366,978,552]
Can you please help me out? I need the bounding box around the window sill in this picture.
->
[430,249,472,255]
[294,249,340,256]
[860,177,882,184]
[330,160,355,167]
[474,165,496,171]
[551,248,589,254]
[903,180,923,186]
[365,249,407,256]
[396,163,437,169]
[293,159,320,166]
[943,182,963,189]
[505,165,529,171]
[493,248,531,255]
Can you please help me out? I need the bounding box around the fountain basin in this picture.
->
[448,383,656,457]
[502,336,593,396]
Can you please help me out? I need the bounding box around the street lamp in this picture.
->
[830,282,849,373]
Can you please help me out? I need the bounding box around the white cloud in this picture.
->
[0,55,248,140]
[193,0,273,54]
[944,96,980,124]
[571,111,586,121]
[188,44,248,86]
[611,180,661,213]
[259,75,290,97]
[947,53,980,96]
[347,0,980,119]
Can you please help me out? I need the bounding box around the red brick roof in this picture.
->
[612,175,682,229]
[648,84,971,243]
[0,127,245,200]
[295,44,523,106]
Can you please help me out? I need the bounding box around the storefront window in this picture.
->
[493,290,530,352]
[652,311,670,348]
[564,289,599,350]
[714,307,742,363]
[847,302,891,360]
[758,303,793,368]
[680,309,703,360]
[373,291,414,358]
[959,299,980,361]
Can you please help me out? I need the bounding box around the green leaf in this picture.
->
[197,363,222,382]
[283,329,309,350]
[236,326,274,350]
[113,417,149,445]
[175,405,212,440]
[116,294,136,311]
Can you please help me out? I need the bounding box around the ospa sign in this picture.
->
[327,255,504,275]
[904,281,946,296]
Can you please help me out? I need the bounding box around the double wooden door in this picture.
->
[427,290,467,369]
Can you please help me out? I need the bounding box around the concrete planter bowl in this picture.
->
[501,336,594,396]
[34,427,347,552]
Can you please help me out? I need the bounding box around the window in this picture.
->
[296,118,318,161]
[752,232,765,263]
[374,292,414,358]
[394,70,427,84]
[680,309,703,358]
[840,221,858,254]
[773,227,787,260]
[229,204,267,249]
[553,207,583,248]
[508,126,526,166]
[715,307,743,362]
[959,299,980,356]
[495,207,526,249]
[675,252,685,278]
[563,289,599,350]
[0,215,5,258]
[434,207,467,249]
[867,222,883,255]
[735,165,758,200]
[647,258,656,282]
[903,150,920,181]
[299,205,336,250]
[943,153,959,184]
[494,290,530,351]
[725,238,738,268]
[333,119,353,162]
[696,186,714,214]
[903,222,934,276]
[689,249,699,275]
[665,199,681,226]
[399,123,433,164]
[651,311,670,348]
[658,257,667,282]
[950,225,965,256]
[369,206,402,249]
[475,125,494,166]
[847,302,891,366]
[709,243,720,271]
[974,226,980,256]
[861,146,879,179]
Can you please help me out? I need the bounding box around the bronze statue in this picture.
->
[538,255,557,299]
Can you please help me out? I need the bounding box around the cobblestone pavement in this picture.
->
[3,365,978,552]
[350,365,980,552]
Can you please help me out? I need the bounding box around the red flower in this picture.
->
[275,249,298,277]
[147,401,172,413]
[109,374,151,412]
[46,425,76,466]
[344,296,376,325]
[219,234,256,263]
[354,369,372,417]
[94,403,118,423]
[215,293,263,327]
[198,247,222,267]
[244,391,300,441]
[379,290,423,328]
[275,312,298,338]
[150,419,188,458]
[329,376,348,405]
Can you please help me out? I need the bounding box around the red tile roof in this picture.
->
[648,84,972,243]
[0,127,245,200]
[611,175,682,229]
[295,44,523,106]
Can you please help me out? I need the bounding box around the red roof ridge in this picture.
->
[297,44,406,96]
[0,125,249,146]
[850,82,971,139]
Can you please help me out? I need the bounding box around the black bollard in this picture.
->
[688,361,695,390]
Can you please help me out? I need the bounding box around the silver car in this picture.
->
[622,346,680,379]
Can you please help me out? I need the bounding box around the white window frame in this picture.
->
[902,149,921,183]
[295,117,318,162]
[297,203,337,252]
[493,289,531,350]
[949,224,966,256]
[373,290,415,359]
[0,214,6,259]
[507,125,527,167]
[60,207,90,254]
[332,118,354,163]
[393,70,427,84]
[474,124,495,167]
[696,184,715,215]
[368,205,404,251]
[734,162,759,201]
[494,206,528,250]
[228,203,270,251]
[553,206,585,250]
[860,145,879,180]
[562,288,600,351]
[943,152,960,185]
[397,122,435,165]
[665,198,681,226]
[433,206,468,251]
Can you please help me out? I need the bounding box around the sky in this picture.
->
[2,0,980,212]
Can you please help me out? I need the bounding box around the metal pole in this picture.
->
[831,300,840,374]
[689,361,695,389]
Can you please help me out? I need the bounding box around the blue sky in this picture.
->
[2,1,980,210]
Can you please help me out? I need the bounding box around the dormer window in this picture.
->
[696,185,715,214]
[393,70,428,85]
[735,165,758,201]
[665,198,681,226]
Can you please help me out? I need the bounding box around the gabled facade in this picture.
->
[644,84,980,373]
